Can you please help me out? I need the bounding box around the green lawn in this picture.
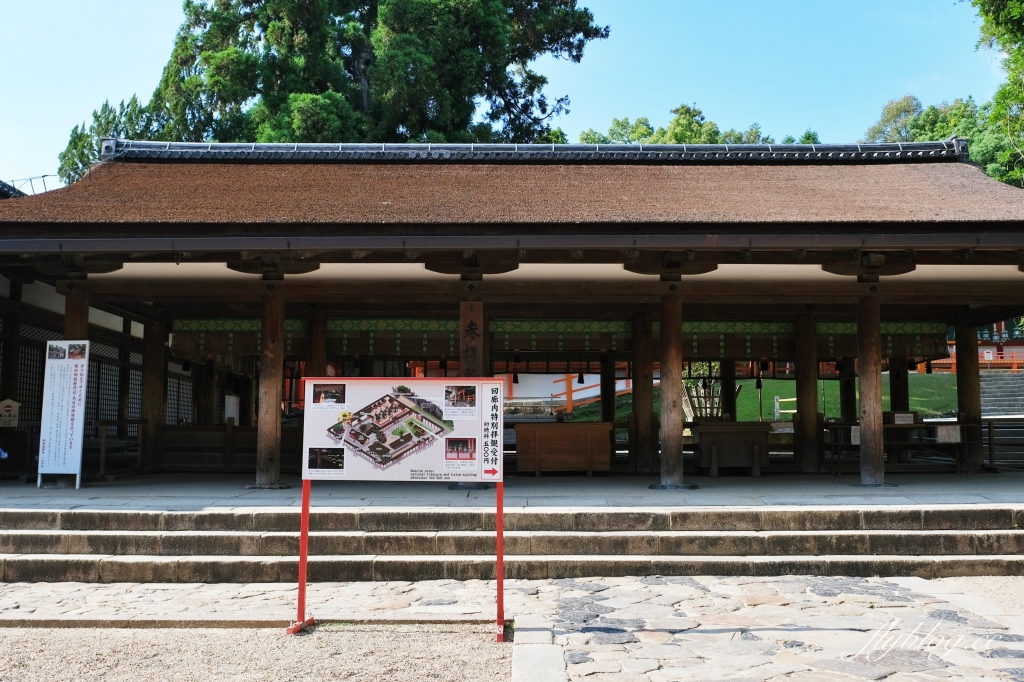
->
[564,373,959,423]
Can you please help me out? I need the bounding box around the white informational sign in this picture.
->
[302,378,504,483]
[38,341,90,482]
[893,412,915,425]
[850,426,860,445]
[0,399,19,428]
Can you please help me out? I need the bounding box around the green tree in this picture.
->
[648,104,722,144]
[58,97,155,184]
[863,92,1014,181]
[583,106,781,145]
[579,116,654,143]
[862,95,923,142]
[60,0,608,182]
[719,123,774,144]
[798,129,820,144]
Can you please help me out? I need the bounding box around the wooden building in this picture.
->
[1,137,1022,488]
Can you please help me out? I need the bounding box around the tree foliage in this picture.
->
[58,97,155,183]
[862,92,1016,182]
[580,104,777,145]
[862,95,924,143]
[59,0,608,183]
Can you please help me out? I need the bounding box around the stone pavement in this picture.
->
[4,576,1024,680]
[4,471,1024,510]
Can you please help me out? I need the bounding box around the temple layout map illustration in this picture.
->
[329,388,452,470]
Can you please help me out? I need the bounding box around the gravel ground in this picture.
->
[0,624,511,682]
[936,575,1024,614]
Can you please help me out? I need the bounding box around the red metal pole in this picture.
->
[496,480,505,642]
[287,478,315,634]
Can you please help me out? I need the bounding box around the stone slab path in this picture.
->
[4,576,1024,680]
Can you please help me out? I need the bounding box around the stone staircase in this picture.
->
[2,506,1023,582]
[981,372,1024,416]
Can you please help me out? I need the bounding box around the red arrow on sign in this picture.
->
[484,468,498,476]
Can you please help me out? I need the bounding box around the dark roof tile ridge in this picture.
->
[99,136,969,165]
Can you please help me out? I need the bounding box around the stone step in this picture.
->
[2,529,1023,557]
[2,553,1022,582]
[2,507,1020,533]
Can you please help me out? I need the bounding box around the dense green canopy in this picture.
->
[59,0,607,183]
[579,105,817,147]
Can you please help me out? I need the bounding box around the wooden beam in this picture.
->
[141,321,166,472]
[955,305,1024,329]
[658,295,689,487]
[955,322,983,472]
[13,247,1024,272]
[858,296,884,485]
[631,312,655,473]
[63,287,89,340]
[459,300,485,377]
[795,314,820,473]
[256,290,286,487]
[58,278,1024,305]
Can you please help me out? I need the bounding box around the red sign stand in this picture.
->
[288,376,505,637]
[495,480,505,642]
[287,479,506,639]
[286,479,316,634]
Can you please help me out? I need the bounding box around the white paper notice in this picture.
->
[38,340,90,478]
[301,378,503,482]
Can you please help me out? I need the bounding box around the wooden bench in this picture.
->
[515,422,613,476]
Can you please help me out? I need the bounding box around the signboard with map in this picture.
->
[301,378,504,482]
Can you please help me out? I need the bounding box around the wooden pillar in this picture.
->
[141,321,167,472]
[632,311,655,473]
[600,353,616,423]
[955,322,983,471]
[194,361,218,425]
[795,313,820,473]
[857,296,884,485]
[256,290,285,487]
[890,358,910,413]
[307,309,328,378]
[1,281,22,402]
[117,318,132,438]
[241,372,256,427]
[719,360,736,422]
[63,287,90,340]
[839,357,857,422]
[459,301,485,377]
[656,295,693,488]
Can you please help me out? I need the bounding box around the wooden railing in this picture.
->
[932,351,1024,373]
[92,419,147,478]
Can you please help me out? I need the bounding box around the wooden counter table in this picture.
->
[695,421,772,477]
[515,422,613,476]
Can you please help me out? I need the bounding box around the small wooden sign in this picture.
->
[937,424,961,444]
[0,399,19,428]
